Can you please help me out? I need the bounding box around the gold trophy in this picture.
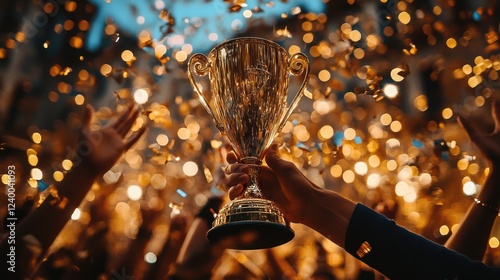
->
[187,37,309,249]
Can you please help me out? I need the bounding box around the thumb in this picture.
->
[264,144,292,177]
[82,104,94,128]
[264,144,281,168]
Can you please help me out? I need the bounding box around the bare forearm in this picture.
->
[445,165,500,260]
[16,163,99,254]
[303,188,357,248]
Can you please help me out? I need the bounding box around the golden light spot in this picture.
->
[177,128,190,140]
[413,95,428,112]
[318,70,331,82]
[418,173,432,187]
[71,208,81,220]
[349,30,362,42]
[183,161,198,176]
[433,6,442,15]
[354,161,368,175]
[211,140,222,149]
[467,76,480,88]
[318,125,334,140]
[475,96,485,106]
[398,11,411,24]
[295,125,310,142]
[69,36,83,48]
[439,225,450,236]
[65,1,77,12]
[243,9,252,18]
[104,24,117,35]
[156,134,169,146]
[390,120,402,132]
[133,89,149,104]
[50,65,62,77]
[155,44,167,58]
[340,23,352,34]
[366,173,380,189]
[446,38,457,49]
[330,165,342,178]
[344,92,357,103]
[342,170,355,183]
[383,84,399,99]
[31,168,43,180]
[121,50,134,62]
[100,64,112,76]
[468,163,479,175]
[380,113,392,126]
[74,94,85,105]
[64,20,75,31]
[462,64,472,74]
[175,50,188,62]
[32,132,42,144]
[53,171,64,182]
[79,20,89,31]
[368,155,380,167]
[303,33,314,44]
[28,178,37,188]
[288,45,301,55]
[353,48,365,59]
[344,128,356,140]
[394,181,410,196]
[457,158,469,170]
[462,181,477,195]
[302,21,313,31]
[62,159,73,171]
[489,237,500,248]
[28,154,38,166]
[127,185,142,201]
[387,160,397,171]
[27,148,37,156]
[441,107,453,119]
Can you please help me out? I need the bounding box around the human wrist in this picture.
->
[474,164,500,207]
[57,163,99,200]
[473,197,500,215]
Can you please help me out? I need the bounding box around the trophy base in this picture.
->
[206,198,294,250]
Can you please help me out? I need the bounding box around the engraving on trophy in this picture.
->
[245,61,270,99]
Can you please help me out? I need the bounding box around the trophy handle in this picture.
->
[280,52,310,131]
[187,53,222,130]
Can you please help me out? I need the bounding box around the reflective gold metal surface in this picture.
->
[188,37,309,249]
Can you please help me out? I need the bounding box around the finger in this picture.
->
[110,103,135,129]
[82,104,94,128]
[124,126,147,151]
[226,151,238,164]
[492,100,500,132]
[225,173,249,189]
[116,106,141,137]
[228,183,244,200]
[264,144,287,172]
[224,163,248,175]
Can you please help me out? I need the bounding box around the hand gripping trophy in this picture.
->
[188,37,309,250]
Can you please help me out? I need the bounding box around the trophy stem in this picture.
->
[239,157,263,199]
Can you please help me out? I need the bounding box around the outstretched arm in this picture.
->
[225,144,500,279]
[0,104,146,277]
[445,100,500,260]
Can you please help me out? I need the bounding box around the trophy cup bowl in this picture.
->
[187,37,309,249]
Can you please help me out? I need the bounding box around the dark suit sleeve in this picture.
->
[344,203,500,280]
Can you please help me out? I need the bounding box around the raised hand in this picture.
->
[458,100,500,168]
[77,104,146,175]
